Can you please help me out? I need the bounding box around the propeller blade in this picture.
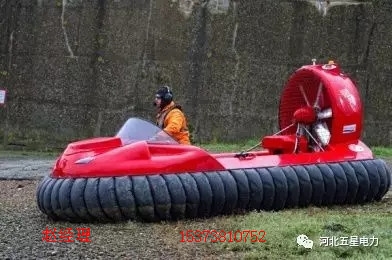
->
[317,108,332,120]
[314,122,331,146]
[314,82,323,108]
[299,85,311,107]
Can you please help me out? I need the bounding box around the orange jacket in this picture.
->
[156,102,191,145]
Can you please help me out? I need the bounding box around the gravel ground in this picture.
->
[0,156,391,259]
[0,178,241,260]
[0,156,240,259]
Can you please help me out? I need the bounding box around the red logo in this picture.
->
[42,227,91,243]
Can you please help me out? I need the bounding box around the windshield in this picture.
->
[115,117,179,145]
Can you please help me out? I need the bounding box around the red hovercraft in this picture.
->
[37,61,391,222]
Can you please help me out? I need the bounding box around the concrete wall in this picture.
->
[0,0,391,150]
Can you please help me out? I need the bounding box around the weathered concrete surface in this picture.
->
[0,0,392,149]
[0,156,55,180]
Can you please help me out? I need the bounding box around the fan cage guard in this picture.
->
[278,66,363,146]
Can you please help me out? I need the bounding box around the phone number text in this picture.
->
[179,230,267,243]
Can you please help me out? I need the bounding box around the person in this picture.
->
[152,85,191,145]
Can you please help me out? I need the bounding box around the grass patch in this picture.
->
[160,197,392,259]
[213,207,392,259]
[372,147,392,158]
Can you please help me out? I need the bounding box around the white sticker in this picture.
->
[339,88,357,111]
[0,89,5,105]
[349,144,364,152]
[343,124,356,134]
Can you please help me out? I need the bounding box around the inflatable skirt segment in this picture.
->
[37,159,391,222]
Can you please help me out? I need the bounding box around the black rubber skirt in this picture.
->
[36,159,391,222]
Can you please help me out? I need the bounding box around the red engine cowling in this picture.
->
[279,61,363,145]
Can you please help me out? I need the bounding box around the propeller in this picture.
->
[296,81,333,150]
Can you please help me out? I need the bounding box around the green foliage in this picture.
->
[372,147,392,157]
